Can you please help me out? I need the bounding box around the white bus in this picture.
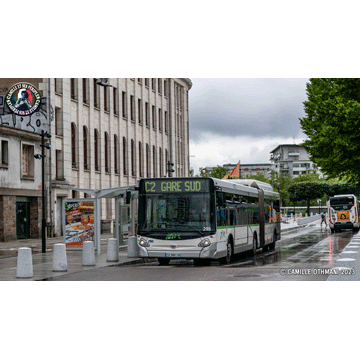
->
[328,194,360,233]
[137,177,281,265]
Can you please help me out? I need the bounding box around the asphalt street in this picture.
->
[49,224,358,281]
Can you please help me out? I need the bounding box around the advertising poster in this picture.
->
[64,200,95,249]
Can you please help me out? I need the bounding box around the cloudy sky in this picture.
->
[188,78,309,174]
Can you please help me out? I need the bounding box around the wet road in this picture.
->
[51,225,356,281]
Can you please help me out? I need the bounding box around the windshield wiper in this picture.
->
[172,222,204,237]
[141,221,169,232]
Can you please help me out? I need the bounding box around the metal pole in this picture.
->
[48,78,53,237]
[41,130,46,253]
[168,78,173,177]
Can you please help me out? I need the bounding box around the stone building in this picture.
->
[0,78,192,241]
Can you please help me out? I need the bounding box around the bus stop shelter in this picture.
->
[71,186,138,254]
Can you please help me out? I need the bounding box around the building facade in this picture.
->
[204,163,272,179]
[223,163,272,179]
[270,144,316,178]
[0,78,192,241]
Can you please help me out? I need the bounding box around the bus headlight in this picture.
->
[198,238,211,247]
[139,238,150,247]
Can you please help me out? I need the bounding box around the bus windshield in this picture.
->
[138,192,216,235]
[330,196,355,210]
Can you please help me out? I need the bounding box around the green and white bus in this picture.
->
[137,177,281,265]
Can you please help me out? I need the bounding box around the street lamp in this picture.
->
[34,130,51,253]
[96,78,112,87]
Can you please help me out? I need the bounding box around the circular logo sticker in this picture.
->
[5,82,41,116]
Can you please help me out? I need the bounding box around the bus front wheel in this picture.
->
[158,258,170,266]
[220,240,233,265]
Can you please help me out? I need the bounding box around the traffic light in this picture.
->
[126,190,131,204]
[167,161,175,177]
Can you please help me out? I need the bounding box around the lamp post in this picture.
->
[34,130,51,253]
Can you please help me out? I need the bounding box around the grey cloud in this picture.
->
[189,78,308,141]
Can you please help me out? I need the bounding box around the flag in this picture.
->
[222,161,240,179]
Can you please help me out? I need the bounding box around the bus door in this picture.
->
[258,189,265,248]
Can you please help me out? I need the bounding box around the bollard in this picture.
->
[82,241,96,266]
[53,243,68,272]
[127,236,139,258]
[107,238,119,262]
[16,247,33,278]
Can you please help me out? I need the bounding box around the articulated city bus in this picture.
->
[137,177,281,265]
[328,194,360,233]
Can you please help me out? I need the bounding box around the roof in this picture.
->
[212,178,280,200]
[270,143,304,154]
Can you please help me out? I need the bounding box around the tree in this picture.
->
[288,182,329,215]
[272,173,292,206]
[326,183,360,197]
[300,78,360,185]
[198,165,229,179]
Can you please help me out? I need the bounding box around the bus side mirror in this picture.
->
[216,192,224,207]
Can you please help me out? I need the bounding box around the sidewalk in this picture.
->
[0,220,320,281]
[0,235,145,281]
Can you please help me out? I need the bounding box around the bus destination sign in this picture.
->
[142,179,210,193]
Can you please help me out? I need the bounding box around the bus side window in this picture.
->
[229,209,235,225]
[217,208,227,226]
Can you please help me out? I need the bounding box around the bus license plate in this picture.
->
[164,253,182,258]
[337,211,350,221]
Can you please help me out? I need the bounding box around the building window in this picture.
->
[114,134,119,174]
[159,147,162,177]
[131,139,135,176]
[94,129,100,171]
[83,78,89,104]
[164,111,168,133]
[94,79,99,108]
[130,95,135,121]
[165,149,168,173]
[153,145,157,177]
[164,79,168,96]
[152,105,156,129]
[122,91,127,118]
[139,142,143,177]
[113,87,119,115]
[22,144,34,178]
[71,123,77,169]
[83,126,89,170]
[158,79,162,94]
[55,107,63,136]
[145,78,149,87]
[138,78,142,84]
[138,98,142,124]
[105,132,110,173]
[123,137,127,175]
[145,102,149,127]
[56,150,64,180]
[71,78,78,100]
[1,140,9,167]
[104,86,109,112]
[55,78,62,94]
[152,78,156,91]
[158,109,162,131]
[146,143,150,177]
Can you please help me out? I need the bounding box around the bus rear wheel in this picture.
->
[269,231,277,251]
[252,234,257,256]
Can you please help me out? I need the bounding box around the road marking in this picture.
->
[338,258,356,261]
[342,251,358,254]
